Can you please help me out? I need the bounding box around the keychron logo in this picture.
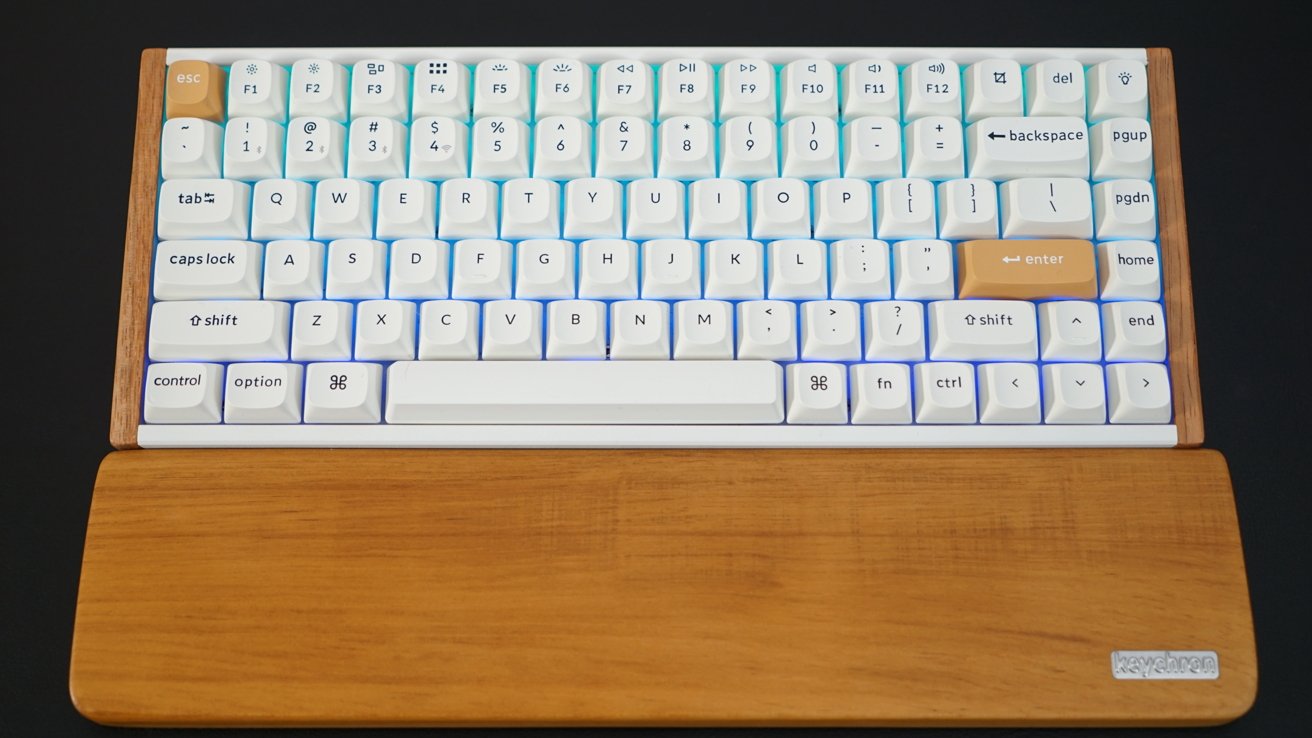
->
[1110,651,1219,680]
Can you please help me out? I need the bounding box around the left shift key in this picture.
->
[149,300,290,362]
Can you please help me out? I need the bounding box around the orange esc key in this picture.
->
[956,239,1098,300]
[166,60,226,122]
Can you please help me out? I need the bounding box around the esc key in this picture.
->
[167,60,225,122]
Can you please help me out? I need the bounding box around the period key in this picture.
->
[955,239,1097,300]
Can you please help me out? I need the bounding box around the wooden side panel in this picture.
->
[110,49,165,449]
[1148,48,1205,446]
[70,449,1255,727]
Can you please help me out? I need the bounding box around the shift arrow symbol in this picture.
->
[189,315,202,326]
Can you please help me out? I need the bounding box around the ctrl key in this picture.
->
[143,363,223,423]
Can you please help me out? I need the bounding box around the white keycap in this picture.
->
[451,239,513,299]
[304,362,383,423]
[1102,301,1166,362]
[472,59,530,120]
[1107,363,1171,424]
[418,300,480,360]
[264,239,325,300]
[929,300,1037,361]
[386,360,783,423]
[842,116,901,180]
[1088,60,1148,121]
[627,179,685,239]
[1026,60,1085,117]
[355,299,417,360]
[610,300,671,360]
[781,59,838,120]
[659,59,714,120]
[966,116,1090,180]
[153,240,262,300]
[641,239,701,299]
[143,362,223,423]
[347,117,407,180]
[904,59,961,120]
[963,59,1023,122]
[160,118,222,179]
[596,116,654,180]
[325,238,386,298]
[564,178,623,238]
[893,239,954,299]
[812,179,873,238]
[720,59,775,118]
[409,116,470,180]
[751,178,812,239]
[841,59,899,118]
[937,179,1000,239]
[501,178,561,238]
[876,178,936,239]
[786,362,848,424]
[413,58,471,120]
[689,179,748,239]
[285,116,347,181]
[737,300,797,361]
[252,179,313,240]
[292,300,353,360]
[546,300,607,359]
[224,362,303,424]
[579,239,639,299]
[222,117,284,181]
[976,362,1041,424]
[515,239,575,299]
[376,179,437,239]
[801,300,861,360]
[1094,179,1157,239]
[850,363,912,424]
[914,362,976,423]
[534,116,593,180]
[905,116,964,180]
[781,116,840,179]
[1090,118,1153,180]
[1000,178,1093,238]
[351,60,410,120]
[597,60,654,119]
[658,116,716,179]
[830,239,891,299]
[536,58,592,119]
[704,239,764,299]
[157,179,250,240]
[720,116,778,180]
[1098,240,1161,300]
[471,116,530,179]
[1042,363,1106,423]
[313,179,375,239]
[482,300,543,359]
[148,300,290,362]
[674,300,734,359]
[1039,300,1102,361]
[438,179,499,239]
[290,59,348,121]
[228,59,288,120]
[389,239,450,299]
[768,240,827,299]
[864,301,925,361]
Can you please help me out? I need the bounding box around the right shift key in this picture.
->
[956,239,1097,300]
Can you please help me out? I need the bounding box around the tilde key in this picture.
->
[955,239,1097,300]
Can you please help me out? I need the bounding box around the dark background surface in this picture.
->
[3,0,1307,735]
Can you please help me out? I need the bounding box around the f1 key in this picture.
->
[167,60,226,122]
[956,239,1096,299]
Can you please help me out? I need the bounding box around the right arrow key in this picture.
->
[956,239,1097,300]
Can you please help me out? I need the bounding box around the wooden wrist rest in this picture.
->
[70,448,1255,727]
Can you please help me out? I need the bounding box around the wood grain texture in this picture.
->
[70,449,1255,727]
[1149,48,1205,447]
[110,49,165,450]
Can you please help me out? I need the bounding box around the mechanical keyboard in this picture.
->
[131,47,1187,447]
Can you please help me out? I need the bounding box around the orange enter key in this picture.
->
[956,239,1097,300]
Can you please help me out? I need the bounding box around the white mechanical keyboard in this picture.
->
[140,47,1176,447]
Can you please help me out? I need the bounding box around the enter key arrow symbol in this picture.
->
[1001,255,1021,263]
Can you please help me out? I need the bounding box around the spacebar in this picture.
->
[385,361,785,424]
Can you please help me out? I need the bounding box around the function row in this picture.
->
[164,113,1152,183]
[168,57,1149,125]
